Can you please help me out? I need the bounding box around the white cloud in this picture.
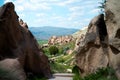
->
[57,0,80,6]
[18,13,25,18]
[68,11,84,21]
[5,0,51,12]
[69,6,82,12]
[16,5,24,11]
[14,0,24,4]
[4,0,12,3]
[3,0,100,29]
[36,13,46,17]
[52,16,65,20]
[90,9,100,14]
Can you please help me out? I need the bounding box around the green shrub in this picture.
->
[43,47,51,57]
[83,67,118,80]
[50,62,71,73]
[57,58,65,63]
[49,46,59,55]
[72,66,118,80]
[59,47,64,55]
[72,65,82,80]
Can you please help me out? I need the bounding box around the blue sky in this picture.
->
[0,0,102,29]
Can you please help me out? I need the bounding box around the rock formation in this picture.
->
[76,0,120,79]
[72,27,87,52]
[0,59,26,80]
[0,2,52,79]
[76,14,109,76]
[105,0,120,79]
[74,34,85,52]
[48,35,74,45]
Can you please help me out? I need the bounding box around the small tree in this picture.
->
[49,46,59,55]
[98,0,107,14]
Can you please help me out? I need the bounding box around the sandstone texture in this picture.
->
[0,59,26,80]
[105,0,120,79]
[76,0,120,79]
[0,2,52,79]
[48,35,74,45]
[76,14,109,76]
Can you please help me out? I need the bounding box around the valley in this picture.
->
[0,0,120,80]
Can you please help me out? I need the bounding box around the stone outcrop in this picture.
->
[76,14,109,76]
[74,34,85,52]
[0,2,52,78]
[73,27,87,52]
[76,0,120,79]
[0,59,26,80]
[105,0,120,79]
[48,35,74,45]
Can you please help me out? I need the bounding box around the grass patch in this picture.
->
[50,62,72,73]
[42,41,75,73]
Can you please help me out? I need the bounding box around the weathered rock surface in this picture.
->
[105,0,120,79]
[0,2,52,78]
[73,27,87,52]
[74,34,85,52]
[0,59,26,80]
[105,0,120,51]
[76,14,109,76]
[48,35,74,45]
[76,0,120,79]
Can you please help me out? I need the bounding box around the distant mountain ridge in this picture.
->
[29,26,79,40]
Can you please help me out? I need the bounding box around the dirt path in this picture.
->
[48,73,74,80]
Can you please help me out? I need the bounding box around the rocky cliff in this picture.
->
[76,0,120,79]
[105,0,120,79]
[76,14,109,76]
[0,2,52,79]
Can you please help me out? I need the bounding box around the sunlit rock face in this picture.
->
[48,35,74,45]
[76,14,109,76]
[76,0,120,79]
[105,0,120,79]
[0,2,52,78]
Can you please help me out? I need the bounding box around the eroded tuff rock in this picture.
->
[105,0,120,79]
[105,0,120,51]
[76,14,109,76]
[48,35,74,45]
[0,2,52,78]
[76,0,120,79]
[0,59,26,80]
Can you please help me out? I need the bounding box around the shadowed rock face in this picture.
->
[76,14,109,76]
[0,2,52,78]
[0,59,26,80]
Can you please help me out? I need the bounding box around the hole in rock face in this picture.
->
[97,14,108,41]
[115,29,120,39]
